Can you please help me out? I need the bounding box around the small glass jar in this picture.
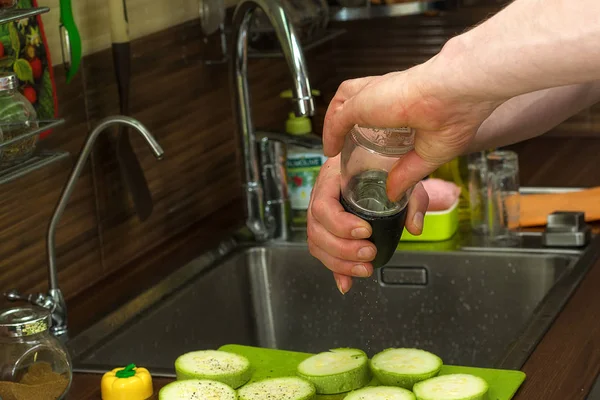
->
[0,72,39,168]
[0,306,72,400]
[340,125,415,268]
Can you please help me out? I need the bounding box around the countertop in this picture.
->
[66,136,600,399]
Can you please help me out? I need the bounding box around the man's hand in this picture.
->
[307,156,429,294]
[322,62,501,202]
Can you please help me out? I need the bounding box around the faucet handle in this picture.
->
[4,289,54,310]
[5,289,25,302]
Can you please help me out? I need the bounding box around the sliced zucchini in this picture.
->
[175,350,252,389]
[238,376,316,400]
[296,348,371,394]
[344,386,416,400]
[412,374,489,400]
[159,379,238,400]
[370,348,442,389]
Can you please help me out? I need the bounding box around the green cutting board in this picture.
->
[218,344,526,400]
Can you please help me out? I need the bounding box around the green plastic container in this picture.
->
[400,199,459,242]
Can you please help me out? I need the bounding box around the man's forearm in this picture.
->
[430,0,600,101]
[466,81,600,152]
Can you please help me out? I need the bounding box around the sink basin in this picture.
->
[69,239,595,376]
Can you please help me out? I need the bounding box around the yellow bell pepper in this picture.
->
[101,363,153,400]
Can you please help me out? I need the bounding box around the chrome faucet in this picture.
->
[230,0,316,242]
[5,116,164,339]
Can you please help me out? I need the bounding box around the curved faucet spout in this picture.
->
[46,115,164,337]
[230,0,314,240]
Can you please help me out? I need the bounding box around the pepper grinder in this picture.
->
[340,125,415,268]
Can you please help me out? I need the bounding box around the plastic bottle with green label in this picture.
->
[281,89,327,226]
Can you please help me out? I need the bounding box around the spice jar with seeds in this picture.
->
[0,305,72,400]
[0,72,39,168]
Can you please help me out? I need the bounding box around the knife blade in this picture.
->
[107,0,154,221]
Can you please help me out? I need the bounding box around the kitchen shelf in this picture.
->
[0,7,49,25]
[330,1,437,21]
[0,10,65,186]
[0,118,68,185]
[0,119,65,149]
[0,150,69,185]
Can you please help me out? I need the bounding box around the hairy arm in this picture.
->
[467,81,600,152]
[433,0,600,101]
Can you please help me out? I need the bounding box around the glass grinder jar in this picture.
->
[340,125,416,268]
[0,306,72,400]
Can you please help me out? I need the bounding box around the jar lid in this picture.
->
[352,125,415,156]
[0,73,18,91]
[0,306,50,337]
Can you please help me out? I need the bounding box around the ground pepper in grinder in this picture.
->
[340,125,416,268]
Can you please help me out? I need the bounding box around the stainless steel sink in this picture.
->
[68,236,599,377]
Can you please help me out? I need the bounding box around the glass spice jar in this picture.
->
[0,306,72,400]
[0,72,39,168]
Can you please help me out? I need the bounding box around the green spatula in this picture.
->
[59,0,82,83]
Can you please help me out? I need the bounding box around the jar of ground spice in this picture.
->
[0,306,72,400]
